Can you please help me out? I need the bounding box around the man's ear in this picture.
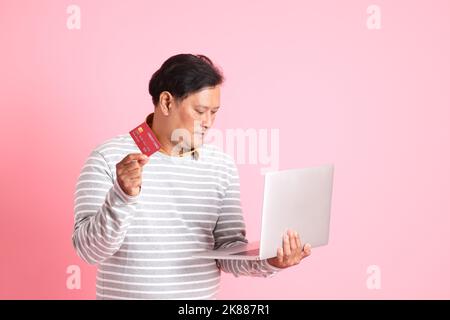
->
[158,91,175,116]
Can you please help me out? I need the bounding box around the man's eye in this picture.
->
[196,110,205,114]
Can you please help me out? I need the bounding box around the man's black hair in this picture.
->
[149,53,224,106]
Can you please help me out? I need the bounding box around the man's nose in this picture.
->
[202,112,212,129]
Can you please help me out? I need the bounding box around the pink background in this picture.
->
[1,0,449,299]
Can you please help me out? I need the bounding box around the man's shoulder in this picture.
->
[92,133,137,157]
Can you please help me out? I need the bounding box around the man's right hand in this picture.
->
[116,153,149,197]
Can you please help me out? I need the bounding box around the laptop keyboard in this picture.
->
[231,248,260,256]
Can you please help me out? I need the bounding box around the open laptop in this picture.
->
[193,164,334,261]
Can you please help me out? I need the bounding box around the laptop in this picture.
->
[193,164,334,261]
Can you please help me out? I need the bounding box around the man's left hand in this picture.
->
[267,229,312,269]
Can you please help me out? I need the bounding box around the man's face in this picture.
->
[169,85,221,150]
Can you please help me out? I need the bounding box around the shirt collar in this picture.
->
[145,113,200,160]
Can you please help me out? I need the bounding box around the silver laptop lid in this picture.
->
[259,165,334,260]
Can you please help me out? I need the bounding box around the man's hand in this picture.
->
[267,229,312,269]
[116,153,149,197]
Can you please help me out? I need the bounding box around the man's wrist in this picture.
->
[264,258,284,272]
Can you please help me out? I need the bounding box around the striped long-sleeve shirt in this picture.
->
[72,114,281,299]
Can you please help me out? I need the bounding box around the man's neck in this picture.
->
[146,112,193,157]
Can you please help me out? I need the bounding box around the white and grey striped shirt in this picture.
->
[72,115,280,299]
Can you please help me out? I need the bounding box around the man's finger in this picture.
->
[302,243,312,257]
[137,158,149,167]
[289,230,297,252]
[127,171,142,180]
[123,158,148,172]
[122,161,140,171]
[121,153,148,165]
[126,169,141,177]
[125,158,148,169]
[127,177,142,187]
[295,232,301,249]
[277,247,283,265]
[283,232,291,256]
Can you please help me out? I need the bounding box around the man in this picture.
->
[72,53,312,299]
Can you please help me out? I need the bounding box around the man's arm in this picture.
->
[72,150,140,265]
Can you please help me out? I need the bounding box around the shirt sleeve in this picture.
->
[213,159,283,277]
[72,149,140,265]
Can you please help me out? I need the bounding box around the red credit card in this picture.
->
[129,121,161,157]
